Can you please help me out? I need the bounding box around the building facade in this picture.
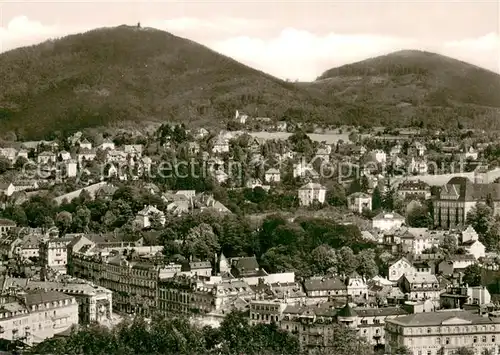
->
[348,192,372,213]
[0,290,78,345]
[433,177,500,229]
[39,237,74,274]
[385,311,500,355]
[298,183,326,206]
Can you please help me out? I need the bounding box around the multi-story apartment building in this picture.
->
[398,180,431,200]
[433,177,500,229]
[2,278,113,325]
[346,274,368,300]
[0,290,78,345]
[39,237,74,274]
[385,310,500,355]
[157,275,255,316]
[400,274,443,303]
[69,252,163,315]
[298,183,326,206]
[276,302,408,350]
[280,301,338,349]
[249,300,287,326]
[354,307,409,346]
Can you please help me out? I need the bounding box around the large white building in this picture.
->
[388,257,417,282]
[385,310,500,355]
[2,278,113,325]
[0,290,78,345]
[298,183,326,206]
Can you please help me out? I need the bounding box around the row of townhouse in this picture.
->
[250,300,408,349]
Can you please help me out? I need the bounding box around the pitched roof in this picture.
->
[387,310,494,327]
[355,307,408,317]
[23,290,72,307]
[303,276,347,291]
[399,179,430,190]
[337,303,357,317]
[441,178,500,201]
[232,256,259,272]
[449,254,476,261]
[404,273,438,284]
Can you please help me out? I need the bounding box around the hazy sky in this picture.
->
[0,1,499,80]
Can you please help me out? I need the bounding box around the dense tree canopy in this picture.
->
[28,312,300,355]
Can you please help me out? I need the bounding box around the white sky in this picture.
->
[0,1,499,81]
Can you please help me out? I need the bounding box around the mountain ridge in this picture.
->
[0,26,499,139]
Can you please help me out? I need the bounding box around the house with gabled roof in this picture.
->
[397,179,431,200]
[79,138,92,150]
[400,273,442,301]
[77,148,97,164]
[303,276,348,300]
[264,168,281,183]
[388,257,417,282]
[213,169,229,184]
[230,256,262,278]
[98,138,115,151]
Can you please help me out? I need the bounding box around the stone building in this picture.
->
[385,310,500,355]
[1,277,112,325]
[0,290,78,345]
[433,177,500,229]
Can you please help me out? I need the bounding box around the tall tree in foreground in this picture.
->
[323,324,374,355]
[462,264,482,287]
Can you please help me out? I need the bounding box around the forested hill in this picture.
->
[305,50,500,129]
[1,27,500,139]
[0,25,332,139]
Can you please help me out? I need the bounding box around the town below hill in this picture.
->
[0,123,497,354]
